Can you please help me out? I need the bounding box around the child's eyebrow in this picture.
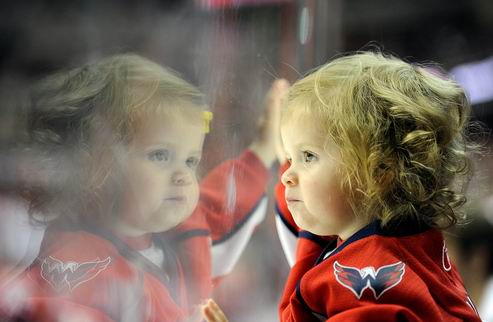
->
[144,143,202,155]
[131,143,171,154]
[144,143,172,150]
[296,143,323,151]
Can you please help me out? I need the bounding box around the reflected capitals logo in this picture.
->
[40,256,111,292]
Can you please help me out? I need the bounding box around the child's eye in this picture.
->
[186,157,200,168]
[303,151,318,163]
[148,149,170,162]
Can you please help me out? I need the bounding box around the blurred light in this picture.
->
[450,56,493,105]
[298,6,310,45]
[195,0,291,10]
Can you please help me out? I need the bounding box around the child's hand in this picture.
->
[249,79,290,168]
[200,299,228,322]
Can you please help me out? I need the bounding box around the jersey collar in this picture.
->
[316,217,431,264]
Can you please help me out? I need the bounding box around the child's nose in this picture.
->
[171,170,191,185]
[281,168,297,186]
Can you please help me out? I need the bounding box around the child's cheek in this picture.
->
[303,177,322,197]
[188,181,200,210]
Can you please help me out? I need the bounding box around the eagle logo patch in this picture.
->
[40,256,111,292]
[334,261,405,300]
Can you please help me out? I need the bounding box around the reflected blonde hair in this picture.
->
[284,51,476,229]
[25,54,206,225]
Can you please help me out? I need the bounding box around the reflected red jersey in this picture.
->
[1,150,269,322]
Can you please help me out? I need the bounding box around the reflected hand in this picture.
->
[249,79,290,167]
[201,299,228,322]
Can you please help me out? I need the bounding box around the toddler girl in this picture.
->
[273,51,482,321]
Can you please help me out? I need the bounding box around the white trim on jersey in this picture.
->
[275,211,297,267]
[139,243,165,268]
[211,196,268,278]
[479,276,493,322]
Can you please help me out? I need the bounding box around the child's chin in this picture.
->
[160,209,194,230]
[293,216,318,235]
[291,212,304,228]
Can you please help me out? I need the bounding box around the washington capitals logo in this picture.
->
[334,261,405,300]
[40,256,111,292]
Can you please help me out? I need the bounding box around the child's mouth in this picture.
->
[285,197,302,203]
[164,196,186,203]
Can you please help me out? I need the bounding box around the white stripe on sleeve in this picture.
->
[211,196,268,278]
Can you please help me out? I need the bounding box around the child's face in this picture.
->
[115,111,205,236]
[281,112,365,239]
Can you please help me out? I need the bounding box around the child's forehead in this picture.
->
[134,109,203,134]
[282,102,323,127]
[133,102,205,126]
[129,111,205,149]
[282,110,327,141]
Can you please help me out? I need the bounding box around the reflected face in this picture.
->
[281,113,363,239]
[116,111,205,236]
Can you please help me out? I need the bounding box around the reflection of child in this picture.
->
[1,54,280,321]
[273,52,482,321]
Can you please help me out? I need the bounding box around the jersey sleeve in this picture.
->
[274,162,299,267]
[198,149,269,242]
[279,248,325,322]
[174,149,270,281]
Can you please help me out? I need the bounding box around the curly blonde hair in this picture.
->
[284,51,476,229]
[24,54,206,225]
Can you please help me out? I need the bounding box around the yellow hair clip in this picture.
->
[202,111,213,134]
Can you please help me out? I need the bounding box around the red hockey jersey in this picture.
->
[1,150,269,322]
[275,164,482,322]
